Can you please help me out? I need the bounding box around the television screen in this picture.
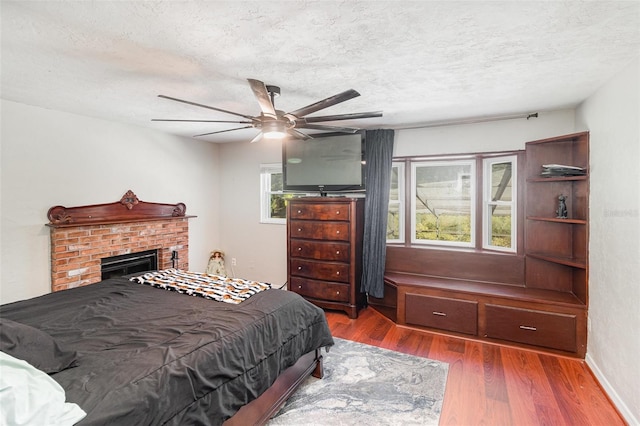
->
[282,132,365,195]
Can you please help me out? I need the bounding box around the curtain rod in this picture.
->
[390,112,539,130]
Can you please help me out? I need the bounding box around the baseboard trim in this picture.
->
[585,353,638,425]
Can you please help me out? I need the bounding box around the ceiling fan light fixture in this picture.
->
[154,78,382,141]
[262,120,287,139]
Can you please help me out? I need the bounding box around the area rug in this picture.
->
[268,338,449,425]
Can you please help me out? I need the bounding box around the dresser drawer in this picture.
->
[289,220,350,241]
[405,293,478,335]
[289,277,350,302]
[290,258,350,283]
[289,202,351,221]
[485,304,577,352]
[290,240,350,261]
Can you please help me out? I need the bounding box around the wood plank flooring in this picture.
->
[324,307,625,425]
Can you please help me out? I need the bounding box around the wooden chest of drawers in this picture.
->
[287,197,365,318]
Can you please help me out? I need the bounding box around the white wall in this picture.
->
[0,100,221,304]
[217,137,287,286]
[576,58,640,425]
[216,109,575,288]
[395,109,575,156]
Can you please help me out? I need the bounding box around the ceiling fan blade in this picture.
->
[298,111,383,123]
[152,119,253,123]
[193,125,254,137]
[288,89,360,118]
[250,132,263,144]
[247,79,277,118]
[296,123,360,133]
[286,128,312,140]
[158,95,255,120]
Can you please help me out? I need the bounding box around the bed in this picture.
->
[0,274,334,425]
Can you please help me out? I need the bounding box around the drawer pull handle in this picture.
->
[336,250,340,254]
[297,266,302,270]
[336,291,340,295]
[297,228,302,232]
[336,271,340,275]
[297,285,302,290]
[297,247,302,251]
[297,210,302,214]
[519,325,537,331]
[432,311,447,317]
[336,230,340,234]
[336,211,340,215]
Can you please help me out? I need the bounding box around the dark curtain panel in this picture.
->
[361,129,395,298]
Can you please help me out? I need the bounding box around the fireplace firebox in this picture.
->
[101,249,158,280]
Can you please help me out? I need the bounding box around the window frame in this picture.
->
[410,158,476,247]
[482,155,517,252]
[387,161,405,243]
[259,163,286,224]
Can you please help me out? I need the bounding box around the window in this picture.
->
[387,162,405,243]
[483,155,517,252]
[260,164,287,224]
[411,160,475,247]
[389,151,520,252]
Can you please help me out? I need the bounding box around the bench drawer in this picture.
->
[405,293,478,335]
[485,304,577,352]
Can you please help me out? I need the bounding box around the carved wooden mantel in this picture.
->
[47,190,195,292]
[47,190,195,227]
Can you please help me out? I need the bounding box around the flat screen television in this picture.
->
[282,132,366,195]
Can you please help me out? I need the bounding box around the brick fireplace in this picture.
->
[47,190,194,292]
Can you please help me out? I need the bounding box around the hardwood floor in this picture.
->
[324,307,625,426]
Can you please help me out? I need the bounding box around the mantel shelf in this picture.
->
[46,190,196,227]
[46,215,196,228]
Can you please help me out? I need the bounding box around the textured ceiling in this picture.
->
[2,1,639,143]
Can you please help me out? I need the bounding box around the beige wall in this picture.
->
[576,58,640,424]
[0,100,221,304]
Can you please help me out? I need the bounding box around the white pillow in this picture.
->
[0,351,86,426]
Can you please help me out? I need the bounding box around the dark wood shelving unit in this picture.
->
[524,131,589,308]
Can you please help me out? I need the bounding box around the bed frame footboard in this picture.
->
[223,348,324,426]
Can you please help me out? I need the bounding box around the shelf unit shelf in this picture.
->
[528,175,588,183]
[527,252,587,269]
[527,216,587,225]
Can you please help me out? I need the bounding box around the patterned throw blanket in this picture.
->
[130,269,271,304]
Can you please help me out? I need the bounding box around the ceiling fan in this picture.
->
[152,78,383,143]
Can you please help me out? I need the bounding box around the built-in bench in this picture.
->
[368,247,587,357]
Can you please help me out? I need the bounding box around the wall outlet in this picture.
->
[231,258,237,266]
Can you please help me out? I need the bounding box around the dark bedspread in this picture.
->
[0,277,334,425]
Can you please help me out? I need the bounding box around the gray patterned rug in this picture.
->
[268,338,449,425]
